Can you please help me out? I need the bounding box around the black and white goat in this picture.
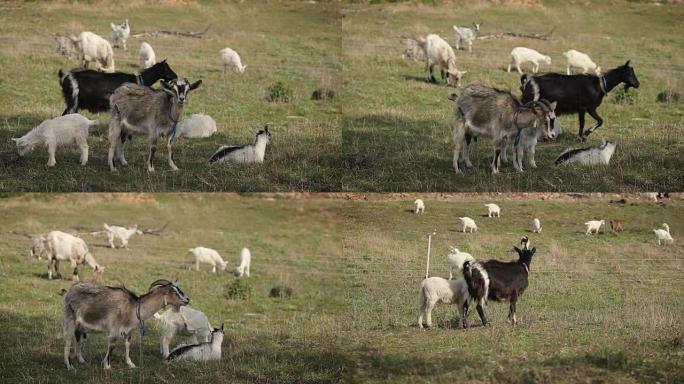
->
[521,61,640,140]
[58,60,177,116]
[209,126,271,164]
[462,246,535,327]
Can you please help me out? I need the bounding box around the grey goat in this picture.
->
[62,279,190,370]
[450,85,557,174]
[108,78,202,172]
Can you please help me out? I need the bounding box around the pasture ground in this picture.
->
[341,1,684,192]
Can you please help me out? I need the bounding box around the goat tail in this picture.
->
[418,280,429,313]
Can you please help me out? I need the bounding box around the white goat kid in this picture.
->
[189,247,228,273]
[209,126,271,164]
[44,230,104,281]
[653,223,674,245]
[417,277,470,329]
[484,203,500,218]
[220,47,247,74]
[532,218,542,233]
[78,31,115,72]
[178,114,217,139]
[453,23,480,53]
[110,19,130,50]
[12,114,97,167]
[166,324,224,362]
[103,223,142,249]
[236,247,251,277]
[138,42,156,69]
[508,47,551,74]
[585,220,605,235]
[563,49,601,75]
[414,199,425,214]
[154,305,213,358]
[446,247,475,280]
[458,217,478,233]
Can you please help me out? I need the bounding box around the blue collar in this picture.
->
[170,122,178,142]
[137,75,144,86]
[514,128,522,146]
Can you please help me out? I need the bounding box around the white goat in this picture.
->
[139,42,156,69]
[555,139,618,166]
[166,324,224,362]
[209,126,271,164]
[78,31,115,72]
[458,217,477,233]
[532,218,542,233]
[178,114,217,139]
[563,49,601,75]
[12,114,97,167]
[446,247,475,280]
[414,199,425,214]
[453,23,480,53]
[508,47,551,74]
[103,223,142,249]
[484,203,500,218]
[110,19,130,50]
[653,223,674,245]
[54,34,80,62]
[220,47,247,74]
[44,230,104,281]
[417,277,470,329]
[585,220,605,235]
[154,305,213,358]
[401,37,426,62]
[30,235,49,260]
[425,34,466,86]
[236,247,251,277]
[189,247,227,273]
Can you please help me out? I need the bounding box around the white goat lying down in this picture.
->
[103,223,142,249]
[178,114,217,139]
[236,247,251,277]
[417,277,470,329]
[154,305,213,358]
[166,324,224,362]
[189,246,227,273]
[209,126,271,164]
[585,220,605,235]
[653,223,674,245]
[12,114,97,167]
[555,139,618,166]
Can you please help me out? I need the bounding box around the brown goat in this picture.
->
[610,219,624,232]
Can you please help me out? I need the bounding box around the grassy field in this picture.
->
[0,1,341,192]
[0,194,345,383]
[341,195,684,383]
[341,1,684,192]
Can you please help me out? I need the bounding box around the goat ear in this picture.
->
[188,80,202,91]
[220,323,224,331]
[530,247,536,255]
[624,60,631,67]
[513,246,521,254]
[549,101,557,110]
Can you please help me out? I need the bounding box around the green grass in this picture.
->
[340,1,684,192]
[0,194,344,383]
[0,1,341,192]
[341,195,684,383]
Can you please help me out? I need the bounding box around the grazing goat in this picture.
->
[462,246,535,327]
[30,235,48,260]
[139,42,156,69]
[520,236,530,250]
[521,61,640,139]
[154,305,212,358]
[43,231,104,281]
[453,23,480,53]
[189,247,227,273]
[209,126,270,164]
[77,31,115,72]
[610,219,624,232]
[654,223,674,245]
[585,220,605,235]
[220,47,247,74]
[414,199,425,214]
[458,217,477,233]
[178,114,217,139]
[12,114,97,167]
[108,78,202,172]
[563,50,601,75]
[166,324,224,362]
[450,86,557,174]
[424,34,466,86]
[446,247,474,280]
[54,34,80,62]
[103,223,142,249]
[532,218,542,233]
[401,37,426,62]
[236,247,251,277]
[417,277,470,329]
[485,203,500,218]
[58,59,177,115]
[507,47,550,74]
[555,138,618,166]
[110,19,130,50]
[63,279,189,369]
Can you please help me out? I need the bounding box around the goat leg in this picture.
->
[476,302,488,326]
[508,299,518,326]
[461,301,469,329]
[124,333,136,368]
[577,111,587,141]
[452,121,466,174]
[103,336,116,369]
[146,143,157,173]
[585,109,603,137]
[167,138,179,171]
[491,147,501,174]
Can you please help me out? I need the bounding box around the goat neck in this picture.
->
[137,288,171,320]
[600,67,623,94]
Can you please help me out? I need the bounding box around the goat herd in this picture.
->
[12,19,271,172]
[27,224,252,369]
[402,23,641,174]
[412,198,675,330]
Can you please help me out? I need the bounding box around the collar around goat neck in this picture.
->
[598,75,608,95]
[522,263,530,274]
[137,75,144,86]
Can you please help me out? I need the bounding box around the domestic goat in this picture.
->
[450,85,557,174]
[507,47,551,74]
[30,235,49,260]
[139,42,156,69]
[485,203,500,218]
[414,199,425,214]
[654,223,674,245]
[58,59,177,115]
[508,119,563,171]
[236,247,251,277]
[462,246,535,327]
[103,223,142,249]
[563,50,601,75]
[44,230,104,281]
[209,125,270,164]
[401,37,426,62]
[532,218,542,233]
[453,23,480,52]
[12,114,97,167]
[178,114,217,139]
[154,305,212,358]
[520,236,530,250]
[610,219,624,232]
[108,78,202,172]
[555,138,618,166]
[110,19,130,50]
[417,277,470,329]
[54,34,80,62]
[446,247,475,280]
[77,31,115,72]
[63,279,189,369]
[166,324,224,362]
[424,34,466,86]
[521,61,640,139]
[458,217,477,233]
[585,220,605,235]
[189,247,228,273]
[220,47,247,74]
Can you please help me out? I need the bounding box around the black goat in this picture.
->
[520,61,640,140]
[462,246,535,327]
[58,59,177,116]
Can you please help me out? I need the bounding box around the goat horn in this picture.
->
[149,279,173,290]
